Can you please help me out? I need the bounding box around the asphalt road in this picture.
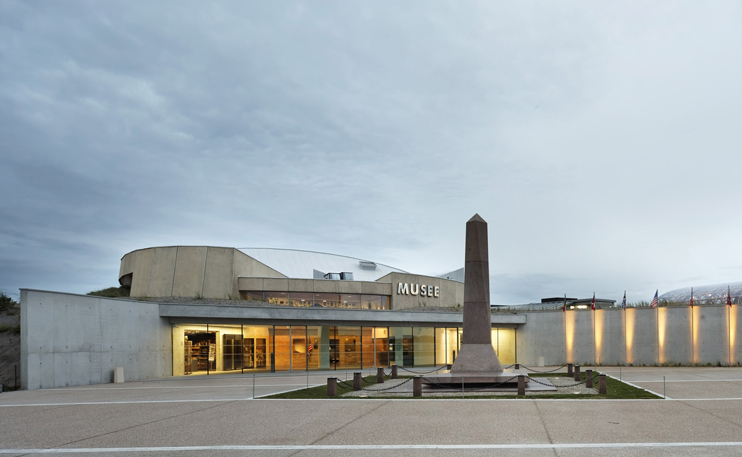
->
[2,367,742,456]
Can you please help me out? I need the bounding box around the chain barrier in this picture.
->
[355,377,414,392]
[519,364,568,373]
[420,375,521,392]
[395,365,448,375]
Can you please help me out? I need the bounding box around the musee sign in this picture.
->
[397,283,440,297]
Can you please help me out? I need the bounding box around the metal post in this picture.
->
[586,370,593,389]
[517,375,525,396]
[377,367,384,383]
[353,372,362,391]
[663,376,666,399]
[514,363,520,370]
[306,369,309,390]
[413,377,422,397]
[327,377,337,397]
[252,373,255,399]
[567,363,573,377]
[391,365,398,379]
[574,365,580,382]
[599,374,606,394]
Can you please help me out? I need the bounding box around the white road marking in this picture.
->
[605,374,669,399]
[7,397,742,407]
[2,442,742,453]
[631,379,742,383]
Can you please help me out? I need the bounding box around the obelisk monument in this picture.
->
[450,214,503,373]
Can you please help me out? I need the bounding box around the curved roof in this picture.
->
[237,248,408,281]
[660,282,742,303]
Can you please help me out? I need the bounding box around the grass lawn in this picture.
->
[264,372,660,400]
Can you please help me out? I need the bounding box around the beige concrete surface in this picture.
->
[2,367,742,456]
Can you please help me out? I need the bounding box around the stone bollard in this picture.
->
[114,367,125,384]
[353,372,362,391]
[392,365,398,379]
[599,374,607,394]
[567,363,573,377]
[586,370,593,388]
[327,377,337,397]
[413,377,422,397]
[514,363,520,370]
[574,365,581,382]
[517,375,526,396]
[377,367,385,383]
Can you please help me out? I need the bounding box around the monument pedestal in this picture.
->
[450,344,502,373]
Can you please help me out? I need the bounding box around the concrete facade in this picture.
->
[121,247,287,299]
[120,247,464,310]
[18,288,742,390]
[20,290,171,390]
[516,305,741,367]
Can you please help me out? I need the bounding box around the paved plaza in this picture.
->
[2,367,742,456]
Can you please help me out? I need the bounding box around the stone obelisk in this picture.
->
[450,214,503,373]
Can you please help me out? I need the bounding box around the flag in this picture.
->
[650,290,658,308]
[563,293,566,313]
[728,286,732,307]
[307,343,313,359]
[622,291,626,310]
[591,292,596,311]
[690,287,694,308]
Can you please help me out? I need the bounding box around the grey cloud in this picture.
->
[1,1,741,304]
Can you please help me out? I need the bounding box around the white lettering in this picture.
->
[434,286,440,297]
[397,283,409,295]
[428,286,434,297]
[410,283,419,295]
[420,285,427,296]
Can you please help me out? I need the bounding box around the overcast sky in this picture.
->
[2,1,742,304]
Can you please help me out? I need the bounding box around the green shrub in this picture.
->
[87,287,130,298]
[0,292,19,313]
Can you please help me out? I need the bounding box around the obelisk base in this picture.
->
[451,344,503,373]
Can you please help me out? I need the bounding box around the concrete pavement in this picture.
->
[2,367,742,456]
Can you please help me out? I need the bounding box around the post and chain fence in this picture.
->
[338,377,415,392]
[519,364,568,373]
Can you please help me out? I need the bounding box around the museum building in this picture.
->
[118,246,523,377]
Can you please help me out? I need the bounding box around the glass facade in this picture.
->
[172,324,518,375]
[240,291,390,310]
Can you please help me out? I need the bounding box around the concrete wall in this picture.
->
[236,277,393,296]
[120,247,287,299]
[376,272,464,310]
[20,290,172,390]
[516,305,741,366]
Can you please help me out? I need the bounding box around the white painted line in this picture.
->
[631,379,742,383]
[8,395,739,407]
[2,442,742,453]
[44,384,315,391]
[605,374,669,399]
[0,398,251,407]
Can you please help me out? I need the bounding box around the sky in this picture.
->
[2,1,742,305]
